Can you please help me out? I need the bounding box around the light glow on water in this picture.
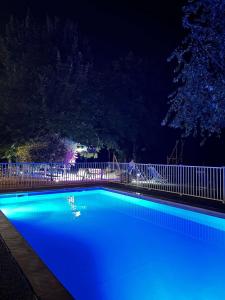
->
[1,188,225,300]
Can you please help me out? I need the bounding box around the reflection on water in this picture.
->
[101,192,225,247]
[67,195,87,218]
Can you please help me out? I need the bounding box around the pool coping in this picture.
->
[101,186,225,220]
[105,182,225,216]
[0,211,74,300]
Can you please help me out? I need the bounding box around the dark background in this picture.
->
[0,0,224,165]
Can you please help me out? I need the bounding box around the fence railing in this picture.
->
[121,163,225,203]
[0,162,224,202]
[0,162,120,189]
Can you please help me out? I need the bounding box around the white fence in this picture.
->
[0,162,224,202]
[0,162,120,189]
[122,163,225,202]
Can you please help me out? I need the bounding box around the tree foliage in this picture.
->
[16,135,67,162]
[163,0,225,137]
[0,13,157,162]
[99,52,150,160]
[0,13,96,149]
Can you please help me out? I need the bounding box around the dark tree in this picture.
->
[163,0,225,138]
[100,52,153,161]
[0,13,160,162]
[0,13,97,157]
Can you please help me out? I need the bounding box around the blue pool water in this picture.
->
[1,188,225,300]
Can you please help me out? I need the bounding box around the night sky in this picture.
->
[0,0,224,165]
[0,1,184,58]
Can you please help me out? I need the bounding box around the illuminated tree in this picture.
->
[16,135,67,162]
[163,0,225,138]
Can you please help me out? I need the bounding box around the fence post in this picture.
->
[223,167,225,203]
[44,165,47,178]
[50,163,53,182]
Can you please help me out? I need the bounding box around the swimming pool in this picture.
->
[0,187,225,300]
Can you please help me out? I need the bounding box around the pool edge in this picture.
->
[1,181,225,218]
[0,211,74,300]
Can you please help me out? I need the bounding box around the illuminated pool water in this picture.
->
[1,188,225,300]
